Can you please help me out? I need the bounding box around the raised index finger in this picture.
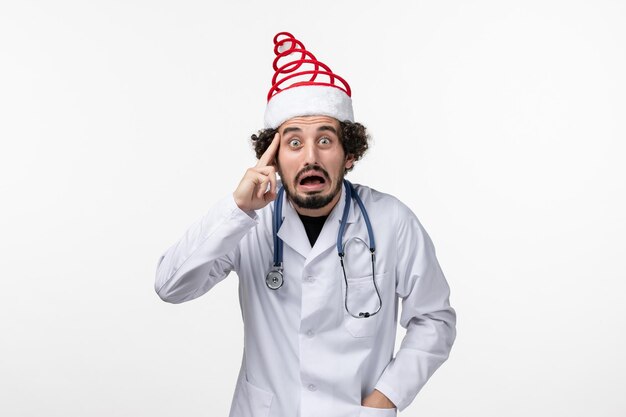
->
[256,132,280,168]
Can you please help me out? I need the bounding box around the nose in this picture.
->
[302,141,319,166]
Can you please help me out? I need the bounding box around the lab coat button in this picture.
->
[306,330,314,338]
[304,276,315,283]
[307,384,317,391]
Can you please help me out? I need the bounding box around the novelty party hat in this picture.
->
[264,32,354,129]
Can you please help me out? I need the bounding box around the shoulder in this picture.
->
[351,182,430,245]
[351,182,415,219]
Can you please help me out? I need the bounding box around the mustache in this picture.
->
[295,165,330,183]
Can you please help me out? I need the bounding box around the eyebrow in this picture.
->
[281,125,338,135]
[317,125,337,134]
[282,127,302,135]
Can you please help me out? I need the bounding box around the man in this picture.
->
[155,32,456,417]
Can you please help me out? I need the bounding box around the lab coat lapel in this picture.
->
[304,183,357,268]
[277,192,312,259]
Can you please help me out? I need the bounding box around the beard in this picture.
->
[281,165,344,211]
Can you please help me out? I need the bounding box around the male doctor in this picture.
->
[155,32,456,417]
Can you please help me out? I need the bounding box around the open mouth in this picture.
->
[297,172,327,191]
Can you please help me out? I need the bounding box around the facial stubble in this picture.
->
[280,167,345,211]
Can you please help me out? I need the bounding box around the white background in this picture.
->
[1,1,625,416]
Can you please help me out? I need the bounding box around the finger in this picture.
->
[257,175,269,200]
[256,132,280,168]
[268,169,277,195]
[251,166,276,176]
[263,188,277,203]
[254,166,277,195]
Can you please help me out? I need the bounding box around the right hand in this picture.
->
[233,132,280,212]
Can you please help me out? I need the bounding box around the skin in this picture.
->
[275,115,353,216]
[234,115,352,216]
[233,115,395,409]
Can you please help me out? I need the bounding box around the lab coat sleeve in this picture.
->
[374,200,456,412]
[154,195,259,304]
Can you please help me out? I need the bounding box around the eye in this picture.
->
[289,138,301,147]
[319,137,331,145]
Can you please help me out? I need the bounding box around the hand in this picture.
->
[361,389,396,409]
[233,132,280,212]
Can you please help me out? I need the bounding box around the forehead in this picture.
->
[278,115,340,133]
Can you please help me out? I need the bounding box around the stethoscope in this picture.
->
[266,179,382,319]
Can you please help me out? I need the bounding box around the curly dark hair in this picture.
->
[250,120,370,172]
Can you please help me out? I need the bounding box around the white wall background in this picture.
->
[1,1,624,416]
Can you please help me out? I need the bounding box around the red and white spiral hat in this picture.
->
[264,32,354,129]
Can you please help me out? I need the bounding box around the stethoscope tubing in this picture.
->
[266,179,382,318]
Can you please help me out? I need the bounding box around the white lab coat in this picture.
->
[155,182,456,417]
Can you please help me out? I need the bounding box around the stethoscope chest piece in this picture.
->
[266,265,284,290]
[265,180,380,318]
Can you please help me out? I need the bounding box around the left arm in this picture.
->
[370,199,457,411]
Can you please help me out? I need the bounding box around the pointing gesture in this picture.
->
[234,133,280,212]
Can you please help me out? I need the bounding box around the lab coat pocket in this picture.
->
[359,405,397,417]
[343,272,387,338]
[234,377,274,417]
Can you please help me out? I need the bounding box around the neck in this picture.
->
[292,191,341,217]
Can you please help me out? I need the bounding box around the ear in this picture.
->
[344,153,355,170]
